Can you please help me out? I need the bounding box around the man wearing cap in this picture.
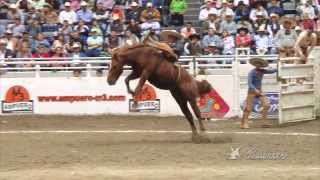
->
[31,0,47,10]
[59,2,77,25]
[77,1,93,23]
[184,33,203,56]
[69,43,86,77]
[234,1,250,22]
[140,2,161,23]
[199,0,216,22]
[0,38,15,73]
[202,8,220,34]
[294,24,317,64]
[126,2,142,22]
[86,29,103,57]
[253,25,271,55]
[202,28,222,49]
[250,4,268,23]
[267,0,284,16]
[241,58,277,129]
[7,4,24,23]
[219,9,237,35]
[275,17,297,58]
[218,0,233,19]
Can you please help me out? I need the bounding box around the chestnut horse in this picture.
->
[107,44,213,141]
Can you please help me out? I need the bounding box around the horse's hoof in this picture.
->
[191,133,211,144]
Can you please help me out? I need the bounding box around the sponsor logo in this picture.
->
[37,94,125,103]
[2,85,34,113]
[227,145,288,160]
[197,88,230,118]
[241,92,278,119]
[129,84,160,112]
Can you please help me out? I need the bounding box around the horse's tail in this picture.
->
[196,80,213,95]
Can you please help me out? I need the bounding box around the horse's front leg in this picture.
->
[133,70,149,95]
[125,71,139,95]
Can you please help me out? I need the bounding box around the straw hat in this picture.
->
[80,1,88,6]
[131,2,138,6]
[64,2,71,6]
[9,4,17,9]
[280,17,296,27]
[146,2,153,7]
[249,57,268,68]
[270,13,279,19]
[160,30,183,40]
[72,43,80,48]
[208,42,217,47]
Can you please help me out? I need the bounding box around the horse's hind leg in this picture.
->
[189,99,206,132]
[171,90,198,136]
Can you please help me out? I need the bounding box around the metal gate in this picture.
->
[278,57,317,124]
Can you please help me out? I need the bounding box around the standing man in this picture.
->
[241,58,277,129]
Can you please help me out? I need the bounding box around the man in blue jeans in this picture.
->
[241,58,277,129]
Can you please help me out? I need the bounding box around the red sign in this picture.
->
[2,85,34,113]
[197,88,229,118]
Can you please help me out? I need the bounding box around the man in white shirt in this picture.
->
[59,2,77,25]
[199,0,216,22]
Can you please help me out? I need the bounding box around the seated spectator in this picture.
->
[249,3,268,22]
[0,38,15,71]
[19,31,31,47]
[140,2,161,23]
[297,0,317,21]
[59,2,77,25]
[180,22,196,39]
[30,32,50,51]
[221,30,235,55]
[68,31,83,51]
[219,0,233,19]
[170,0,188,26]
[199,0,217,22]
[123,30,140,46]
[236,26,252,55]
[70,0,81,11]
[50,45,67,68]
[16,42,31,59]
[126,19,141,38]
[41,4,59,24]
[253,26,271,55]
[252,11,268,33]
[74,19,89,45]
[77,1,93,23]
[126,2,142,22]
[7,4,23,23]
[52,33,68,53]
[9,17,25,37]
[105,30,124,50]
[205,42,220,55]
[111,5,125,22]
[68,43,86,77]
[219,10,237,35]
[267,0,284,17]
[140,15,161,36]
[31,43,50,59]
[202,28,222,50]
[234,1,250,22]
[275,17,297,58]
[300,13,316,31]
[27,20,42,38]
[93,2,110,36]
[202,8,220,35]
[267,13,281,37]
[3,30,19,53]
[86,29,103,57]
[237,16,253,33]
[235,26,251,50]
[59,20,73,43]
[107,14,125,35]
[184,33,202,56]
[90,19,103,37]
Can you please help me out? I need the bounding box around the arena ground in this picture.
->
[0,115,319,180]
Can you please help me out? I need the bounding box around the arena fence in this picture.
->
[0,47,319,123]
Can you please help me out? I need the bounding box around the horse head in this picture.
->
[107,49,124,85]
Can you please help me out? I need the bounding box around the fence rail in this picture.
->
[0,54,279,78]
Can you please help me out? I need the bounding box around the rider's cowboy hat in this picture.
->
[160,30,183,40]
[280,17,296,27]
[249,57,269,68]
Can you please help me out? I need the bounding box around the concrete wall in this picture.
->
[309,47,320,117]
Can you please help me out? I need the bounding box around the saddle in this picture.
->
[142,35,178,62]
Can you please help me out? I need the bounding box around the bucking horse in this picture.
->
[107,40,213,143]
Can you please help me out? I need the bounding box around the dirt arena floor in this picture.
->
[0,115,319,180]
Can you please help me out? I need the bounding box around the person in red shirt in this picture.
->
[31,43,50,59]
[235,26,251,55]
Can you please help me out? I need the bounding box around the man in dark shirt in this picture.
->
[241,58,277,129]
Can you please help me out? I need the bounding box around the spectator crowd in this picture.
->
[0,0,319,62]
